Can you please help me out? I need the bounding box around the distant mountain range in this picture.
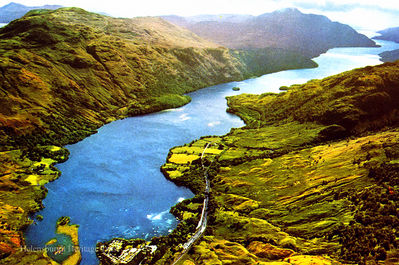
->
[163,8,377,57]
[0,2,62,23]
[374,27,399,43]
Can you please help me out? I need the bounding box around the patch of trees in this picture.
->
[328,163,399,264]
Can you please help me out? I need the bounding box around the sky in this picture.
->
[0,0,398,32]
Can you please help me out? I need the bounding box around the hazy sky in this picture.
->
[0,0,398,31]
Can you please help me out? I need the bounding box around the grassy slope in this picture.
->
[0,7,318,264]
[0,8,238,148]
[160,62,399,264]
[227,62,399,132]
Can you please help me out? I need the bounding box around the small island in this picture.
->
[45,216,81,265]
[232,86,240,91]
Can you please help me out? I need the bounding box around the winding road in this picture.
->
[171,142,215,265]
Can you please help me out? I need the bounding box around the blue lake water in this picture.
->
[25,39,399,264]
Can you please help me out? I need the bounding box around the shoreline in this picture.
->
[10,63,309,264]
[16,44,382,263]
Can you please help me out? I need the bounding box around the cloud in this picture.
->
[290,0,399,11]
[303,6,399,30]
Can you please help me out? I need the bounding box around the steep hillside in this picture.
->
[0,2,62,23]
[163,8,377,57]
[154,62,399,264]
[227,62,399,133]
[0,7,317,150]
[0,7,318,264]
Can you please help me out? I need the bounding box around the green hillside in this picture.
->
[0,8,317,149]
[158,61,399,264]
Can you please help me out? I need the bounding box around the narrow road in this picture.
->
[171,142,214,265]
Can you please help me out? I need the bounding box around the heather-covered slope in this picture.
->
[158,62,399,264]
[163,8,377,57]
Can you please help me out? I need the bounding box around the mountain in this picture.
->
[163,8,377,57]
[0,7,318,264]
[156,61,399,264]
[0,7,317,149]
[374,27,399,43]
[374,27,399,62]
[380,49,399,62]
[0,2,62,23]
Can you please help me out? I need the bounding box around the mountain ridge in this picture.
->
[375,27,399,62]
[163,8,377,57]
[374,27,399,43]
[0,2,62,23]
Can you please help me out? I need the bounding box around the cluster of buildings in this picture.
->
[97,239,157,264]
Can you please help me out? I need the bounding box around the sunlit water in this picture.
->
[25,39,399,264]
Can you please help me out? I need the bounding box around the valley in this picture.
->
[0,4,398,265]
